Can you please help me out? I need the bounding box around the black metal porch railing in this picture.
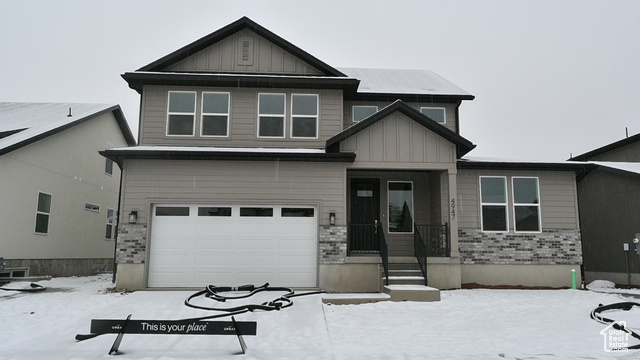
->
[378,222,389,286]
[348,224,378,253]
[415,224,450,258]
[414,225,429,286]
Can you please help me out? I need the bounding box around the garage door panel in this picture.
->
[149,204,317,288]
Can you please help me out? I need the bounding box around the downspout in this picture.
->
[112,155,124,284]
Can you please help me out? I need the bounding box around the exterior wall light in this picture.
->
[330,212,336,226]
[129,211,138,224]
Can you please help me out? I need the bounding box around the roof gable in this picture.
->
[138,17,345,77]
[570,132,640,161]
[326,100,475,158]
[0,103,136,156]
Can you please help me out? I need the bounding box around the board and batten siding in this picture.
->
[139,86,343,148]
[456,169,579,230]
[121,159,346,225]
[343,101,458,134]
[340,112,457,167]
[165,28,324,76]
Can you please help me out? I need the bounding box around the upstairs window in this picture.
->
[291,94,318,138]
[513,177,541,232]
[352,106,378,122]
[258,93,285,138]
[167,91,196,136]
[420,107,446,124]
[480,177,508,232]
[201,92,230,137]
[35,192,52,234]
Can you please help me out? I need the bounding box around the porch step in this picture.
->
[384,262,427,286]
[383,285,441,302]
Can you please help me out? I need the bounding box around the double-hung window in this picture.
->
[167,91,196,136]
[480,177,508,231]
[291,94,318,138]
[388,182,414,233]
[513,177,541,232]
[35,192,52,234]
[258,93,285,138]
[420,107,446,124]
[353,106,378,122]
[106,208,115,239]
[201,92,230,137]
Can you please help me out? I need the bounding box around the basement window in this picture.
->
[85,203,101,212]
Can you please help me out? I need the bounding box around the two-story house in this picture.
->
[0,103,135,277]
[105,17,586,291]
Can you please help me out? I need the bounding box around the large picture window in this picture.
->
[35,192,52,234]
[388,182,413,233]
[291,94,318,138]
[513,177,541,232]
[420,107,446,124]
[201,92,230,137]
[167,91,196,136]
[480,177,508,231]
[258,93,285,138]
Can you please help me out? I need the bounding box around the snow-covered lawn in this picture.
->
[2,275,640,359]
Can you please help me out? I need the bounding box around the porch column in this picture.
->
[445,168,460,258]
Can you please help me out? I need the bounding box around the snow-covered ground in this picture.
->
[2,275,640,359]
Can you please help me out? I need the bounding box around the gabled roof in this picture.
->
[459,156,596,172]
[326,100,475,158]
[339,68,474,101]
[0,102,136,156]
[570,132,640,161]
[589,161,640,178]
[137,16,346,77]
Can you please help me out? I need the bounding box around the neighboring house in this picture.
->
[0,103,135,277]
[106,17,586,291]
[570,133,640,285]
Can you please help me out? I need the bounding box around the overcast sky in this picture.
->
[1,0,639,161]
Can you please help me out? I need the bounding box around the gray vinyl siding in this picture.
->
[120,159,346,225]
[139,86,343,148]
[165,29,324,75]
[343,101,458,133]
[341,112,457,166]
[457,169,579,230]
[578,169,640,273]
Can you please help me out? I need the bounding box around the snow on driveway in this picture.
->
[2,274,640,359]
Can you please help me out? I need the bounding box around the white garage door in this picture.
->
[148,204,318,288]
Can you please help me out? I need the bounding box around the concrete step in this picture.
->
[387,263,421,271]
[384,285,441,302]
[388,269,423,277]
[385,275,426,286]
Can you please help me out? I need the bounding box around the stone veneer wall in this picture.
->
[458,229,582,265]
[117,223,147,264]
[319,225,347,264]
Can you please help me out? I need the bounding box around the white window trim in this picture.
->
[352,105,378,122]
[106,208,115,240]
[290,94,319,139]
[200,91,230,138]
[84,203,101,213]
[420,107,446,124]
[512,176,542,233]
[387,181,414,234]
[35,191,52,235]
[479,176,509,233]
[257,93,286,139]
[166,91,197,137]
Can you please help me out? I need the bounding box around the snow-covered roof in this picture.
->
[0,102,134,155]
[590,161,640,176]
[111,146,327,154]
[338,67,473,97]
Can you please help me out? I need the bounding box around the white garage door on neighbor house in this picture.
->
[148,204,318,288]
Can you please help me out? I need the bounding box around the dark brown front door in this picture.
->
[349,178,380,253]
